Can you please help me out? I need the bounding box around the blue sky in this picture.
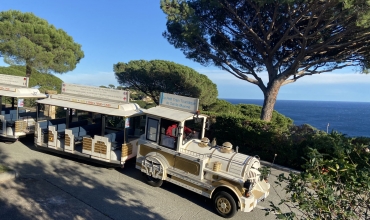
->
[1,0,370,102]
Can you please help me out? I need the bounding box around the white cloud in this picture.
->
[293,73,370,84]
[197,68,370,86]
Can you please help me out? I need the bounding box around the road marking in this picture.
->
[256,205,278,215]
[256,205,268,210]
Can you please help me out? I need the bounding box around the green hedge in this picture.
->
[204,108,370,170]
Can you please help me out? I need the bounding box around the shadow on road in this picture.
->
[20,135,216,215]
[0,136,167,220]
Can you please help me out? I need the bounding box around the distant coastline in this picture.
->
[222,98,370,137]
[222,98,370,103]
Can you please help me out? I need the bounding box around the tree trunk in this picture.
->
[261,81,283,121]
[26,63,32,77]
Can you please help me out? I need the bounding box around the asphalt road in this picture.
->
[0,137,295,220]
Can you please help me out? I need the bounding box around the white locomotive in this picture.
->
[136,93,270,218]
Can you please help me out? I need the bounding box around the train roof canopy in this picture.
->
[37,97,144,117]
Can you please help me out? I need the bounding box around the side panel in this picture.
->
[82,137,93,155]
[64,129,75,152]
[174,157,200,176]
[138,144,175,167]
[138,144,200,176]
[48,126,57,149]
[119,139,138,162]
[91,135,110,159]
[34,121,47,146]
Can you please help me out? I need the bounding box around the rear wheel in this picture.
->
[213,191,237,218]
[145,174,163,187]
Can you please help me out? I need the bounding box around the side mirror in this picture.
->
[194,117,202,124]
[205,119,210,130]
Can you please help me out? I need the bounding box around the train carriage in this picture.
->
[0,74,47,141]
[34,83,145,165]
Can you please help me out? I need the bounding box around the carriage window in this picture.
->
[159,118,179,149]
[126,115,146,137]
[146,118,159,142]
[184,117,203,140]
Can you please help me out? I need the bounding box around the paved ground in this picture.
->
[0,137,295,220]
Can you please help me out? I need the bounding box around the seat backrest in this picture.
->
[111,132,117,142]
[70,127,80,134]
[49,118,65,126]
[4,114,11,121]
[105,133,113,142]
[70,120,89,128]
[9,110,17,115]
[57,123,66,131]
[80,127,86,133]
[38,121,48,128]
[79,130,87,137]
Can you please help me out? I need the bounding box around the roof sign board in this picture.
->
[159,92,199,113]
[61,83,130,103]
[0,74,29,91]
[52,94,119,109]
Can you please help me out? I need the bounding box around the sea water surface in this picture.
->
[224,99,370,137]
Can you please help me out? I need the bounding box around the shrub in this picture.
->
[268,135,370,219]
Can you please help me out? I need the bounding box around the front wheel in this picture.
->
[213,191,237,218]
[144,173,163,187]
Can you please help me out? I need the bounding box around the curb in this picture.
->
[0,170,17,183]
[260,160,301,174]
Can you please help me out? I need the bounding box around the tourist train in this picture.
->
[0,74,270,218]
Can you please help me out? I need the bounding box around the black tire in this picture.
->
[145,173,163,187]
[213,191,237,218]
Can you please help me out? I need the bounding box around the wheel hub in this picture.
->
[217,198,231,214]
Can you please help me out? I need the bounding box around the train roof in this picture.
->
[37,96,144,117]
[145,106,205,122]
[0,85,47,98]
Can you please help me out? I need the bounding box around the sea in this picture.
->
[223,99,370,137]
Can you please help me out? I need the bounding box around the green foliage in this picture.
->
[0,10,84,77]
[269,132,370,219]
[161,0,370,121]
[131,100,157,109]
[0,65,62,93]
[206,100,294,128]
[113,60,218,109]
[129,89,147,101]
[205,99,239,114]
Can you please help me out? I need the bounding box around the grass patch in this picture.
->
[0,164,12,174]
